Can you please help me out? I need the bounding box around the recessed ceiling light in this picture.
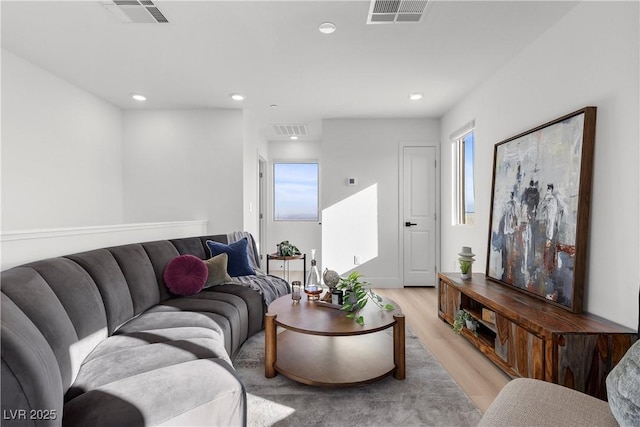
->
[409,93,423,101]
[270,104,278,109]
[289,136,299,140]
[319,22,336,34]
[230,93,246,101]
[130,93,146,101]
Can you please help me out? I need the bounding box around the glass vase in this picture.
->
[304,249,322,301]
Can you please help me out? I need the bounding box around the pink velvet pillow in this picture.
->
[163,255,208,296]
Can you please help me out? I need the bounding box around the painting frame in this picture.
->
[486,107,597,313]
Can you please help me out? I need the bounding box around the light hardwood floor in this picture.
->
[375,287,510,413]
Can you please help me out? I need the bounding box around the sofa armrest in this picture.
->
[479,378,617,427]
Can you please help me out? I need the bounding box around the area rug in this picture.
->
[232,328,482,427]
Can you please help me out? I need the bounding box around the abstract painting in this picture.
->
[486,107,597,312]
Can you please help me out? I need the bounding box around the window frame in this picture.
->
[272,161,320,222]
[451,123,475,226]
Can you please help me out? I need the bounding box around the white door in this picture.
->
[402,146,437,286]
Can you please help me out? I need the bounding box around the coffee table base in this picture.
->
[274,331,395,386]
[265,311,406,386]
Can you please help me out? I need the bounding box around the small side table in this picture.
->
[266,253,306,285]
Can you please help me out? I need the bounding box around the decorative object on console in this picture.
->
[458,246,475,280]
[203,253,233,287]
[206,238,255,277]
[163,254,208,296]
[304,249,322,300]
[487,106,597,313]
[277,240,300,256]
[336,271,394,325]
[481,308,496,324]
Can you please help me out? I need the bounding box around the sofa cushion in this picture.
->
[206,285,265,337]
[170,237,208,260]
[141,240,181,302]
[204,253,233,287]
[163,255,208,296]
[66,332,229,402]
[66,249,136,334]
[1,266,97,388]
[63,358,245,427]
[108,244,161,315]
[206,238,255,277]
[606,339,640,427]
[163,292,248,355]
[1,294,64,422]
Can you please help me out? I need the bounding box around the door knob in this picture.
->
[405,222,417,227]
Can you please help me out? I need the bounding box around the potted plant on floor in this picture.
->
[336,271,394,325]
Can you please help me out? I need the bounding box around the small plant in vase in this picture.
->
[459,259,472,280]
[336,271,394,325]
[277,240,300,256]
[458,246,475,280]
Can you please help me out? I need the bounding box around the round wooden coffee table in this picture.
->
[264,294,405,386]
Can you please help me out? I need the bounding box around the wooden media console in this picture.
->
[437,272,637,400]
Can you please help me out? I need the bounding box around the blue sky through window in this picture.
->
[464,133,475,214]
[274,163,319,221]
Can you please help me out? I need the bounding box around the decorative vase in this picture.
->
[458,246,475,281]
[304,249,322,301]
[345,290,358,310]
[465,319,477,331]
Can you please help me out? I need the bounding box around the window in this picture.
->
[452,124,475,225]
[273,162,319,221]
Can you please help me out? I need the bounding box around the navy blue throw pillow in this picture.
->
[206,238,255,277]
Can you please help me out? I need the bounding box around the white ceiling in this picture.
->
[1,1,578,141]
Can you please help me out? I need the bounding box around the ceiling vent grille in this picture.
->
[101,0,169,24]
[271,124,308,137]
[367,0,429,24]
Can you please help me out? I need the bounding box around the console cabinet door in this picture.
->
[438,281,460,324]
[495,314,544,379]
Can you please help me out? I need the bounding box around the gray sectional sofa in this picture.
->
[1,234,288,426]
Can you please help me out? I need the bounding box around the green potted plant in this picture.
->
[336,271,394,325]
[452,309,478,336]
[277,240,300,256]
[459,259,472,280]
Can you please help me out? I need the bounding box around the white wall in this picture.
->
[122,109,244,235]
[1,51,246,268]
[0,220,207,270]
[440,1,639,329]
[242,110,268,245]
[322,118,440,286]
[1,49,124,230]
[267,140,322,274]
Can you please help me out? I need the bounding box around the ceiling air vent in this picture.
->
[271,124,308,137]
[367,0,430,24]
[101,0,169,24]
